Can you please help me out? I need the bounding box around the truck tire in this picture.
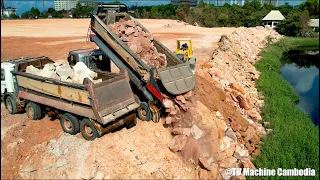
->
[125,117,137,129]
[60,113,80,135]
[5,96,18,114]
[80,118,99,141]
[137,102,152,121]
[26,102,42,120]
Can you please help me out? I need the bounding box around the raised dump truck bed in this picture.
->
[2,56,139,140]
[90,5,195,96]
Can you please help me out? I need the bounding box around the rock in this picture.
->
[199,157,214,171]
[263,122,271,127]
[225,128,237,140]
[20,168,37,173]
[55,64,71,81]
[266,128,273,135]
[190,124,204,140]
[199,169,210,179]
[124,20,136,27]
[234,145,249,160]
[225,142,237,157]
[167,135,188,152]
[215,111,224,120]
[176,95,186,104]
[183,91,193,101]
[236,95,250,109]
[231,83,245,95]
[251,148,261,158]
[165,117,172,124]
[56,158,68,168]
[163,99,174,109]
[241,158,256,169]
[140,161,163,174]
[172,128,191,136]
[250,134,260,145]
[129,45,138,53]
[209,127,219,141]
[125,27,135,35]
[219,157,238,168]
[154,131,161,137]
[243,126,256,141]
[26,65,41,75]
[220,136,232,152]
[170,107,178,115]
[94,171,105,180]
[89,166,98,179]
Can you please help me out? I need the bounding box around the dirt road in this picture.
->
[1,19,239,179]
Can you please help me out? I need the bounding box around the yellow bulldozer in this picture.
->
[175,38,196,73]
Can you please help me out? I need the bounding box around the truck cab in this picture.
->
[67,48,111,72]
[1,62,16,99]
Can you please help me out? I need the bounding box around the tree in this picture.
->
[176,3,190,21]
[276,10,312,37]
[8,13,19,19]
[29,7,40,18]
[21,11,30,19]
[296,0,319,18]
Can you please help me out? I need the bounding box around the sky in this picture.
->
[3,0,307,15]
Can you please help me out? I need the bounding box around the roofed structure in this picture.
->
[262,10,285,21]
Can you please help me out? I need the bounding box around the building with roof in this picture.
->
[171,0,198,7]
[262,10,285,28]
[54,0,79,11]
[309,19,319,32]
[1,6,16,17]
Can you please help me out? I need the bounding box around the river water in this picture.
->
[280,50,319,126]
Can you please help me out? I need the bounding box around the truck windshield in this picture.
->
[1,68,5,80]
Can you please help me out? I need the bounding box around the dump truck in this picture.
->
[1,56,140,141]
[89,3,196,122]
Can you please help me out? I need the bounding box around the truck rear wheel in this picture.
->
[137,102,152,121]
[5,96,18,114]
[80,118,99,141]
[26,102,42,120]
[60,113,80,135]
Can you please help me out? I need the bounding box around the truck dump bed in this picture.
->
[90,9,195,95]
[12,56,139,125]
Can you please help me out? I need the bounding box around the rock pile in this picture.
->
[108,19,167,69]
[206,26,282,122]
[26,61,102,84]
[192,26,282,178]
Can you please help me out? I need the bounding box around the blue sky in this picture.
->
[3,0,307,15]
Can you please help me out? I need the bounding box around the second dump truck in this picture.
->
[89,4,196,122]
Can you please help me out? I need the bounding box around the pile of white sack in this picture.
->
[26,61,102,84]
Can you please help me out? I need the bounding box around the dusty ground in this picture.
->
[1,19,239,179]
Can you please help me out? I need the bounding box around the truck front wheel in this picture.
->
[137,102,152,121]
[80,118,99,141]
[26,102,42,120]
[60,113,80,135]
[5,96,18,114]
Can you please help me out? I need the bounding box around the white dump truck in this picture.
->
[1,56,140,140]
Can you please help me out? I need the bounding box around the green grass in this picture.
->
[251,37,319,180]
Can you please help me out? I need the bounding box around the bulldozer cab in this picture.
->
[175,39,193,62]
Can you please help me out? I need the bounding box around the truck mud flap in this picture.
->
[157,62,195,95]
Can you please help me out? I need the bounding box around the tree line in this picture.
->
[134,0,319,37]
[1,2,95,19]
[2,0,318,37]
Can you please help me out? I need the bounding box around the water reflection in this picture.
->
[280,50,319,125]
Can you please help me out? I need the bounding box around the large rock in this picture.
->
[241,158,256,169]
[231,83,245,95]
[167,135,188,152]
[190,124,205,140]
[219,136,233,152]
[234,145,249,160]
[172,128,191,136]
[219,157,238,168]
[225,128,237,140]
